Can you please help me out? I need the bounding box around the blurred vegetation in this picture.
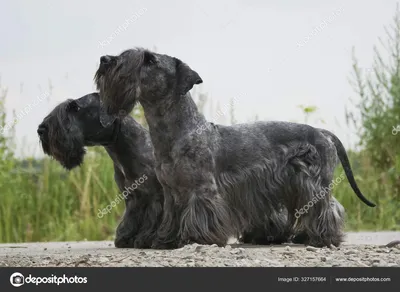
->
[1,10,400,243]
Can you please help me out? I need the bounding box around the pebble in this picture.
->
[194,246,204,252]
[371,259,380,263]
[306,246,319,252]
[283,251,295,256]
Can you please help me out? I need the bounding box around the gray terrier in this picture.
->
[94,48,375,248]
[37,92,163,248]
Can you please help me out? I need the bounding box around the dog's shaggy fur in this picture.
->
[37,92,164,248]
[95,48,375,248]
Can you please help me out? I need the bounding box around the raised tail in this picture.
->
[320,129,376,207]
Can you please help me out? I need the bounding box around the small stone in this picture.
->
[210,244,218,248]
[372,262,379,267]
[344,250,357,255]
[283,251,295,256]
[98,257,109,263]
[371,259,380,263]
[43,248,47,251]
[285,246,291,251]
[306,246,319,252]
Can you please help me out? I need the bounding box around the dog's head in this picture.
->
[94,48,203,126]
[37,92,119,170]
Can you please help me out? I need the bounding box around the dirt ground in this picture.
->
[0,232,399,267]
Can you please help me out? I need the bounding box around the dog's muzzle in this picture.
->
[37,124,47,140]
[37,125,45,136]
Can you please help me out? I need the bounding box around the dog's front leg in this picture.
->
[114,197,143,248]
[134,197,163,249]
[151,185,181,249]
[179,182,234,247]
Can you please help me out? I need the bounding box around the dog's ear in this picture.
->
[99,100,117,128]
[67,100,80,112]
[175,59,203,95]
[143,50,158,65]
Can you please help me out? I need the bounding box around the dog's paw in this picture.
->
[151,238,179,250]
[114,237,136,248]
[133,237,153,249]
[291,232,309,245]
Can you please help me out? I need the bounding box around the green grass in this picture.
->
[0,148,125,243]
[334,153,400,231]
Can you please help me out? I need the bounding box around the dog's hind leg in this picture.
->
[289,144,345,247]
[291,197,345,245]
[298,194,345,247]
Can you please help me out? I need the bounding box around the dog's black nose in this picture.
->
[37,125,46,136]
[100,55,112,64]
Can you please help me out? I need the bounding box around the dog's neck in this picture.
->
[140,92,208,160]
[104,117,154,180]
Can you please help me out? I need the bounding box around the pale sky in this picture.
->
[0,0,397,157]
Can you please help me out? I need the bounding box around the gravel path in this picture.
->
[1,232,399,267]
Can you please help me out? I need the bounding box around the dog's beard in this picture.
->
[94,61,140,118]
[40,129,86,170]
[52,144,86,170]
[39,134,51,156]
